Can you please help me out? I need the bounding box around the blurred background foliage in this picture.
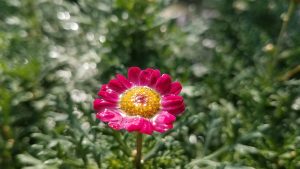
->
[1,0,300,168]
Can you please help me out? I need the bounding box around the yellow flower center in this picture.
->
[119,86,161,118]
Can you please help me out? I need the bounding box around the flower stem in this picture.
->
[135,133,143,169]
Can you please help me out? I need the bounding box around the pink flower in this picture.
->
[94,67,185,135]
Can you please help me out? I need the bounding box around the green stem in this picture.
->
[269,0,296,77]
[275,0,296,53]
[203,145,230,160]
[135,133,143,169]
[112,131,131,157]
[187,145,231,167]
[143,141,164,161]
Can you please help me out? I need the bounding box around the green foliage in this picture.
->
[1,0,300,168]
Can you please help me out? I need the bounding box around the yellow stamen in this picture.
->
[119,86,161,118]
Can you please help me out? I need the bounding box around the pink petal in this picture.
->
[154,111,176,124]
[108,79,126,93]
[108,121,123,130]
[116,74,132,89]
[162,95,184,107]
[163,95,183,100]
[149,69,160,87]
[98,84,119,96]
[93,99,117,111]
[139,69,153,86]
[124,117,143,132]
[155,74,172,94]
[152,112,175,132]
[97,84,108,96]
[98,91,119,103]
[153,123,173,133]
[167,103,185,115]
[128,67,141,84]
[163,102,184,111]
[97,110,123,130]
[139,118,154,135]
[100,84,109,91]
[169,82,182,95]
[96,109,122,122]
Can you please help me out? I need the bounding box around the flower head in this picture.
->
[94,67,185,134]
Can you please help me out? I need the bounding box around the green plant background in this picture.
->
[1,0,300,168]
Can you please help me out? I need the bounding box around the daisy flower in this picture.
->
[93,67,185,135]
